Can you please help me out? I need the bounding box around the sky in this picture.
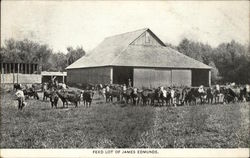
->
[1,1,249,53]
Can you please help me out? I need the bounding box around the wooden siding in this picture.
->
[67,67,111,85]
[172,69,192,87]
[1,73,41,84]
[131,31,161,46]
[134,68,190,88]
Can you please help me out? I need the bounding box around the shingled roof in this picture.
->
[66,28,211,69]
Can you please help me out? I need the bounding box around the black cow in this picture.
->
[56,90,81,108]
[82,90,94,108]
[13,83,22,91]
[43,90,52,101]
[121,88,133,104]
[140,89,153,105]
[50,91,59,108]
[23,88,39,100]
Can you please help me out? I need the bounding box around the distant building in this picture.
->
[41,71,67,83]
[0,62,41,84]
[66,28,211,88]
[0,62,39,74]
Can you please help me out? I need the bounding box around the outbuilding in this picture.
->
[41,71,67,83]
[66,28,211,88]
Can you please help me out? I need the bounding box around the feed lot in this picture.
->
[0,91,249,148]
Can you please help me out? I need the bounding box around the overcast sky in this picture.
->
[1,1,249,53]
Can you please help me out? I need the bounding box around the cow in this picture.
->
[239,85,250,102]
[206,87,214,104]
[23,88,39,100]
[82,90,94,108]
[13,83,22,91]
[56,90,81,108]
[223,87,238,104]
[183,88,198,106]
[50,91,59,108]
[105,86,122,103]
[140,89,154,105]
[213,85,225,104]
[131,88,140,105]
[43,90,52,101]
[32,83,42,92]
[147,88,162,106]
[121,87,133,104]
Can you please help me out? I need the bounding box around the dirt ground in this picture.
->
[0,90,249,148]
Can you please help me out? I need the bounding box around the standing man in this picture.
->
[128,78,132,87]
[15,87,26,110]
[123,84,127,93]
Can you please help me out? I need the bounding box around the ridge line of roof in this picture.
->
[110,29,149,65]
[110,46,130,65]
[104,28,148,39]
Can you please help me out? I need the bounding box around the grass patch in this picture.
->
[0,91,249,148]
[0,92,154,148]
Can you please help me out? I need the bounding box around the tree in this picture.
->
[49,52,68,71]
[208,61,221,84]
[0,38,53,72]
[66,46,85,65]
[212,40,250,83]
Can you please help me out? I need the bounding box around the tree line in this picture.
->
[0,38,249,84]
[0,39,85,72]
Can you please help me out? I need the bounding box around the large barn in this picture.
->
[66,28,211,88]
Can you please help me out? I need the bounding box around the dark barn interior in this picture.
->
[192,69,209,87]
[113,66,133,86]
[42,76,66,83]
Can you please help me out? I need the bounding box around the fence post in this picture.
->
[17,63,19,84]
[1,64,4,84]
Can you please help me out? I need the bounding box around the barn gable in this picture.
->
[130,30,165,46]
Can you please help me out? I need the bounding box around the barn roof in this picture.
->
[66,28,211,69]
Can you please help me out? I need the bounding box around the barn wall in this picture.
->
[134,68,192,88]
[172,69,192,87]
[134,68,155,88]
[67,67,111,85]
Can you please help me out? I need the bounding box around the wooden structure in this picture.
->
[41,71,67,83]
[0,62,40,84]
[66,28,211,88]
[0,62,39,74]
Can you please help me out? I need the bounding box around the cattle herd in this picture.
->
[12,82,250,110]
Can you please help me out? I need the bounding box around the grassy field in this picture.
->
[0,90,249,148]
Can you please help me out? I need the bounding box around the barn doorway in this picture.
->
[192,69,209,87]
[113,66,133,86]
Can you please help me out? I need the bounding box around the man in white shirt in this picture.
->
[106,85,110,92]
[15,88,26,110]
[123,84,127,93]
